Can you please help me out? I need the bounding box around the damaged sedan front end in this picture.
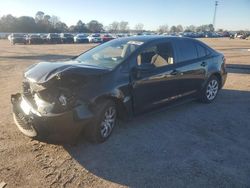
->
[11,37,145,143]
[11,61,110,142]
[11,92,93,142]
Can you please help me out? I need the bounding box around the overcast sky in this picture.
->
[1,0,250,30]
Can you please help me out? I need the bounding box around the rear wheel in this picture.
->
[85,100,117,143]
[200,75,220,103]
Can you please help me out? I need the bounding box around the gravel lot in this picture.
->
[0,38,250,188]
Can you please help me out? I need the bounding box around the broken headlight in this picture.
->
[34,94,54,114]
[56,89,78,111]
[58,94,67,106]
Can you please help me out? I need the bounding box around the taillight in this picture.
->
[222,56,227,70]
[222,55,226,63]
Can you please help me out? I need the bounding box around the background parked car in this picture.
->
[234,32,250,39]
[40,34,48,43]
[47,33,61,44]
[26,34,44,44]
[101,34,115,43]
[60,33,74,43]
[87,33,102,43]
[115,34,125,38]
[9,33,27,44]
[74,34,89,43]
[0,33,9,39]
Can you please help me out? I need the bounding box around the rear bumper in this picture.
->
[11,93,94,142]
[102,38,114,43]
[12,38,26,44]
[75,39,89,43]
[62,38,74,43]
[91,38,102,43]
[29,39,44,44]
[48,38,61,43]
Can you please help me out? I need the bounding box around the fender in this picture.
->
[201,55,224,89]
[91,87,133,120]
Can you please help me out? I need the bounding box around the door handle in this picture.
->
[201,62,207,67]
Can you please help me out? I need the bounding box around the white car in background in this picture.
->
[8,33,27,44]
[8,34,12,41]
[87,34,102,43]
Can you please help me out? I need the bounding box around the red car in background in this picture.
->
[101,34,114,43]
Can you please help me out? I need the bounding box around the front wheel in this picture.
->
[85,100,117,143]
[199,76,220,103]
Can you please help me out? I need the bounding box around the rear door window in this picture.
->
[175,39,198,63]
[196,43,208,58]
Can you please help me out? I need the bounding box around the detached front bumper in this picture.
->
[11,93,94,142]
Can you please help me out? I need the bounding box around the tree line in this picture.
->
[0,11,104,33]
[157,24,215,33]
[0,11,216,33]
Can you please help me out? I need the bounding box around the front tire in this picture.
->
[200,75,220,103]
[85,100,117,143]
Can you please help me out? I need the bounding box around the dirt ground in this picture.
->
[0,38,250,188]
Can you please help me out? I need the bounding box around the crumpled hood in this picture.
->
[24,60,110,84]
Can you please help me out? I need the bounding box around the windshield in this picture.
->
[103,34,112,37]
[64,34,73,37]
[50,34,59,38]
[75,38,144,69]
[92,34,100,37]
[13,34,25,37]
[30,35,40,38]
[77,34,88,37]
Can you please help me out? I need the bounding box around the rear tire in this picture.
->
[199,75,220,103]
[85,100,117,143]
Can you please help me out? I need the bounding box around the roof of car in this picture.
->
[121,35,191,43]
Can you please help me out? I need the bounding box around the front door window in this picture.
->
[137,42,174,68]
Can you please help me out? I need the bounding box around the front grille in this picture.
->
[14,112,34,131]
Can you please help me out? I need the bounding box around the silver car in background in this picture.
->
[74,34,89,43]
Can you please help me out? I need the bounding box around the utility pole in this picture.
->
[213,1,218,30]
